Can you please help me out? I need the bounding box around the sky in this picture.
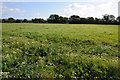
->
[1,0,119,19]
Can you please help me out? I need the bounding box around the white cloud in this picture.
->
[60,1,118,18]
[1,5,24,14]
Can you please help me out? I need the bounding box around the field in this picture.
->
[2,23,119,79]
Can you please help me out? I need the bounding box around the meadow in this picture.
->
[2,23,119,79]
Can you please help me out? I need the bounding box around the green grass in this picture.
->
[2,23,119,79]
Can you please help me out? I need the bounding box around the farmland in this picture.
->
[2,23,119,79]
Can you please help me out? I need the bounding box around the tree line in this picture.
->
[1,14,120,25]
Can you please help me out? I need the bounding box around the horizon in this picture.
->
[1,14,119,20]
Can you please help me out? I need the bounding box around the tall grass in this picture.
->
[2,23,119,79]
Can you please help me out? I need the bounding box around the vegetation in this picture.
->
[2,23,119,79]
[1,14,120,24]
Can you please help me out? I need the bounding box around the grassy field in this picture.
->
[2,23,119,79]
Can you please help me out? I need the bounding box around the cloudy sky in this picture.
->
[1,0,119,19]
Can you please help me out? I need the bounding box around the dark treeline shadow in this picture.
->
[1,14,120,25]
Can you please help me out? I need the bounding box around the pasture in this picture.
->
[2,23,119,79]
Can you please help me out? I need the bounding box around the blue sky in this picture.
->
[2,2,71,19]
[2,1,119,19]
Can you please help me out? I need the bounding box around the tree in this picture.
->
[80,18,87,24]
[94,18,101,24]
[27,20,33,23]
[87,17,94,24]
[47,14,60,23]
[15,19,22,23]
[109,15,115,23]
[2,19,7,23]
[116,16,120,24]
[103,14,115,23]
[32,18,39,23]
[59,16,68,24]
[8,17,15,23]
[1,14,118,24]
[69,15,80,24]
[117,16,120,22]
[32,18,46,23]
[23,19,28,23]
[103,14,109,23]
[0,19,2,23]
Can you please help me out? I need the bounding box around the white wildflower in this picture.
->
[13,51,16,54]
